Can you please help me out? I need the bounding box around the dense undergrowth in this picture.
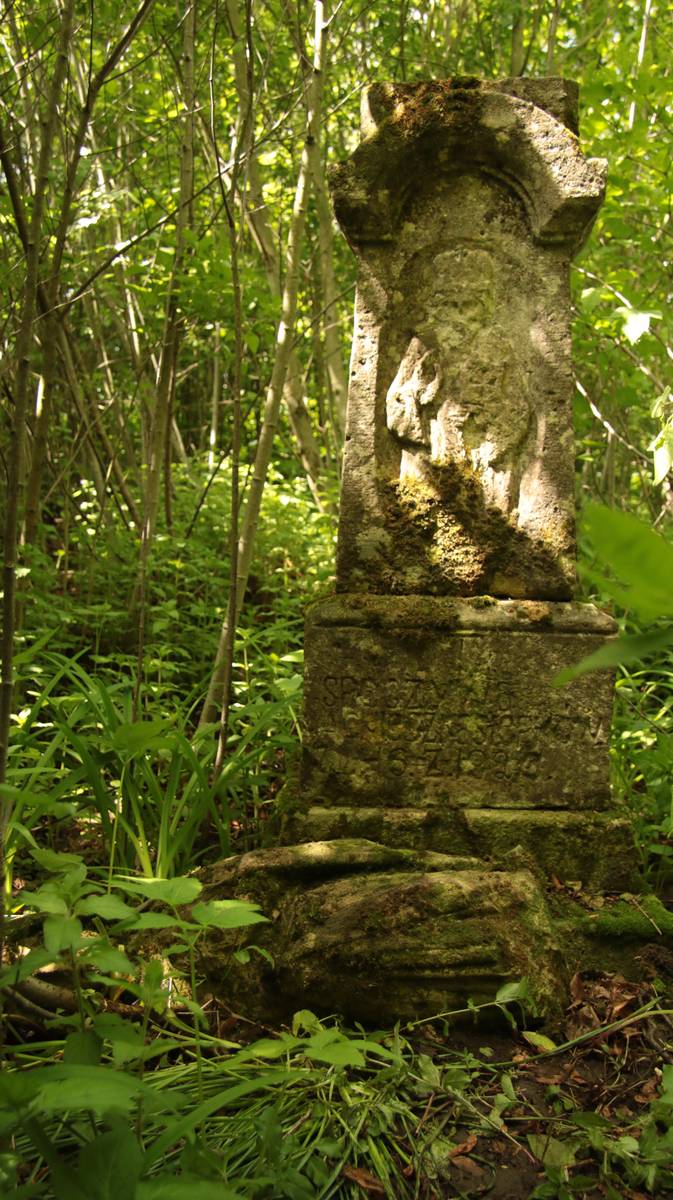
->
[3,466,673,1198]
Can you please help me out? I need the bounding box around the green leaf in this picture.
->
[43,914,82,955]
[527,1134,579,1167]
[76,894,137,920]
[555,627,673,684]
[495,978,530,1005]
[582,503,673,619]
[235,1037,299,1061]
[111,720,172,756]
[64,1032,103,1066]
[615,1135,640,1155]
[136,1178,242,1200]
[314,1138,344,1157]
[92,1015,145,1066]
[111,877,202,905]
[650,427,673,485]
[19,889,68,915]
[123,912,182,930]
[569,1111,612,1131]
[0,947,54,987]
[29,848,84,873]
[190,899,268,929]
[305,1043,365,1068]
[292,1010,324,1036]
[30,1066,147,1115]
[521,1031,557,1052]
[305,1033,365,1068]
[652,386,671,420]
[77,1126,143,1200]
[84,943,136,975]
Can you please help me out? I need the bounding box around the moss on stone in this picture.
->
[579,894,673,941]
[193,840,565,1026]
[378,460,574,600]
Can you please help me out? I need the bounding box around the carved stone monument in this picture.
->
[288,78,635,891]
[197,80,652,1026]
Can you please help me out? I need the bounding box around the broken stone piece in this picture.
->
[195,840,563,1025]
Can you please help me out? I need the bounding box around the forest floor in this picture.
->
[211,970,673,1199]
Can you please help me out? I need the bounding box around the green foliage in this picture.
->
[4,467,335,894]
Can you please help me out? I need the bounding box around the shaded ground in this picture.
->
[4,960,673,1199]
[210,972,673,1198]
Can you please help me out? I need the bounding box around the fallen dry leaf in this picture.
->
[449,1133,477,1158]
[451,1156,486,1177]
[342,1165,386,1194]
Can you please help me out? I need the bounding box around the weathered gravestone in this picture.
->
[290,77,635,889]
[197,80,654,1025]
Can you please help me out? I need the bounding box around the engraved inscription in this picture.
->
[304,626,613,811]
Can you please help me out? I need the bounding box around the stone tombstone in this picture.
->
[333,78,606,600]
[197,80,651,1027]
[288,78,637,892]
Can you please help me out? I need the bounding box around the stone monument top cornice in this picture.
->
[331,76,607,252]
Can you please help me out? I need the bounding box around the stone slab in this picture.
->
[300,596,617,812]
[282,808,638,893]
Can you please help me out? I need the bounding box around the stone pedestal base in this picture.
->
[287,595,638,892]
[196,841,563,1025]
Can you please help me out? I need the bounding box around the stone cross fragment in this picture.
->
[331,77,607,599]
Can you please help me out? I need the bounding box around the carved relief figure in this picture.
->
[386,241,532,516]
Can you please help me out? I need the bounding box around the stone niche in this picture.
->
[198,79,657,1027]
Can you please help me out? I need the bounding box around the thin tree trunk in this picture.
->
[302,30,347,443]
[0,3,75,1056]
[140,0,195,557]
[210,0,252,778]
[209,322,222,468]
[199,0,326,728]
[0,0,75,789]
[224,0,325,494]
[19,4,157,544]
[134,0,196,712]
[628,0,653,129]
